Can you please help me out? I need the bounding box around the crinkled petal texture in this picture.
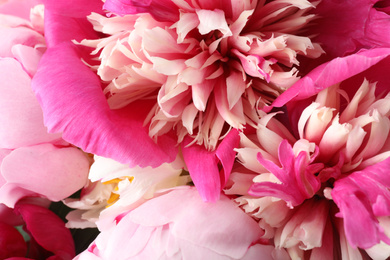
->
[76,187,277,260]
[332,157,390,249]
[32,6,178,167]
[0,143,90,207]
[15,203,75,260]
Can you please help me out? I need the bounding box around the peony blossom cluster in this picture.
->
[2,0,390,259]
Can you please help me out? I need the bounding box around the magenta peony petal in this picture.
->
[272,48,390,109]
[42,0,104,17]
[313,0,390,58]
[0,144,89,207]
[103,0,179,22]
[250,140,322,208]
[0,58,62,149]
[0,222,27,259]
[33,17,178,167]
[332,157,390,248]
[15,203,75,260]
[181,130,239,202]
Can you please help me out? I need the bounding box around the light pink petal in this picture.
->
[15,203,75,259]
[196,9,231,36]
[11,44,44,77]
[0,222,27,259]
[0,26,44,60]
[0,0,42,20]
[0,58,62,148]
[181,130,239,202]
[128,187,270,259]
[0,144,89,207]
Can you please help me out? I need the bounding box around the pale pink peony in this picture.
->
[226,48,390,259]
[64,154,190,230]
[0,2,90,207]
[75,187,287,260]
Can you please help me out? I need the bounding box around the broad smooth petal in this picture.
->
[0,0,42,20]
[0,58,62,149]
[313,0,390,58]
[0,222,27,259]
[15,203,75,260]
[0,144,89,207]
[43,0,104,17]
[181,129,239,202]
[32,42,177,167]
[76,187,275,260]
[272,48,390,108]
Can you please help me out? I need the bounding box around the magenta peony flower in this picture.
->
[0,2,90,207]
[0,201,75,260]
[75,187,286,260]
[226,48,390,258]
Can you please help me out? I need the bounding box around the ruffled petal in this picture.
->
[332,157,390,248]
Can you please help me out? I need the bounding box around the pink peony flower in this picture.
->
[226,48,390,258]
[75,187,287,260]
[29,1,390,203]
[0,200,75,260]
[0,2,90,207]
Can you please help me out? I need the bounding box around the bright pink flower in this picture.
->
[0,202,75,260]
[75,187,285,260]
[227,48,390,258]
[0,3,90,207]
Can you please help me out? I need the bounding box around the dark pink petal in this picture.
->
[332,157,390,248]
[0,204,23,227]
[0,222,27,259]
[181,129,239,202]
[312,0,390,59]
[42,0,104,17]
[272,48,390,109]
[15,204,75,260]
[32,11,178,167]
[103,0,179,22]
